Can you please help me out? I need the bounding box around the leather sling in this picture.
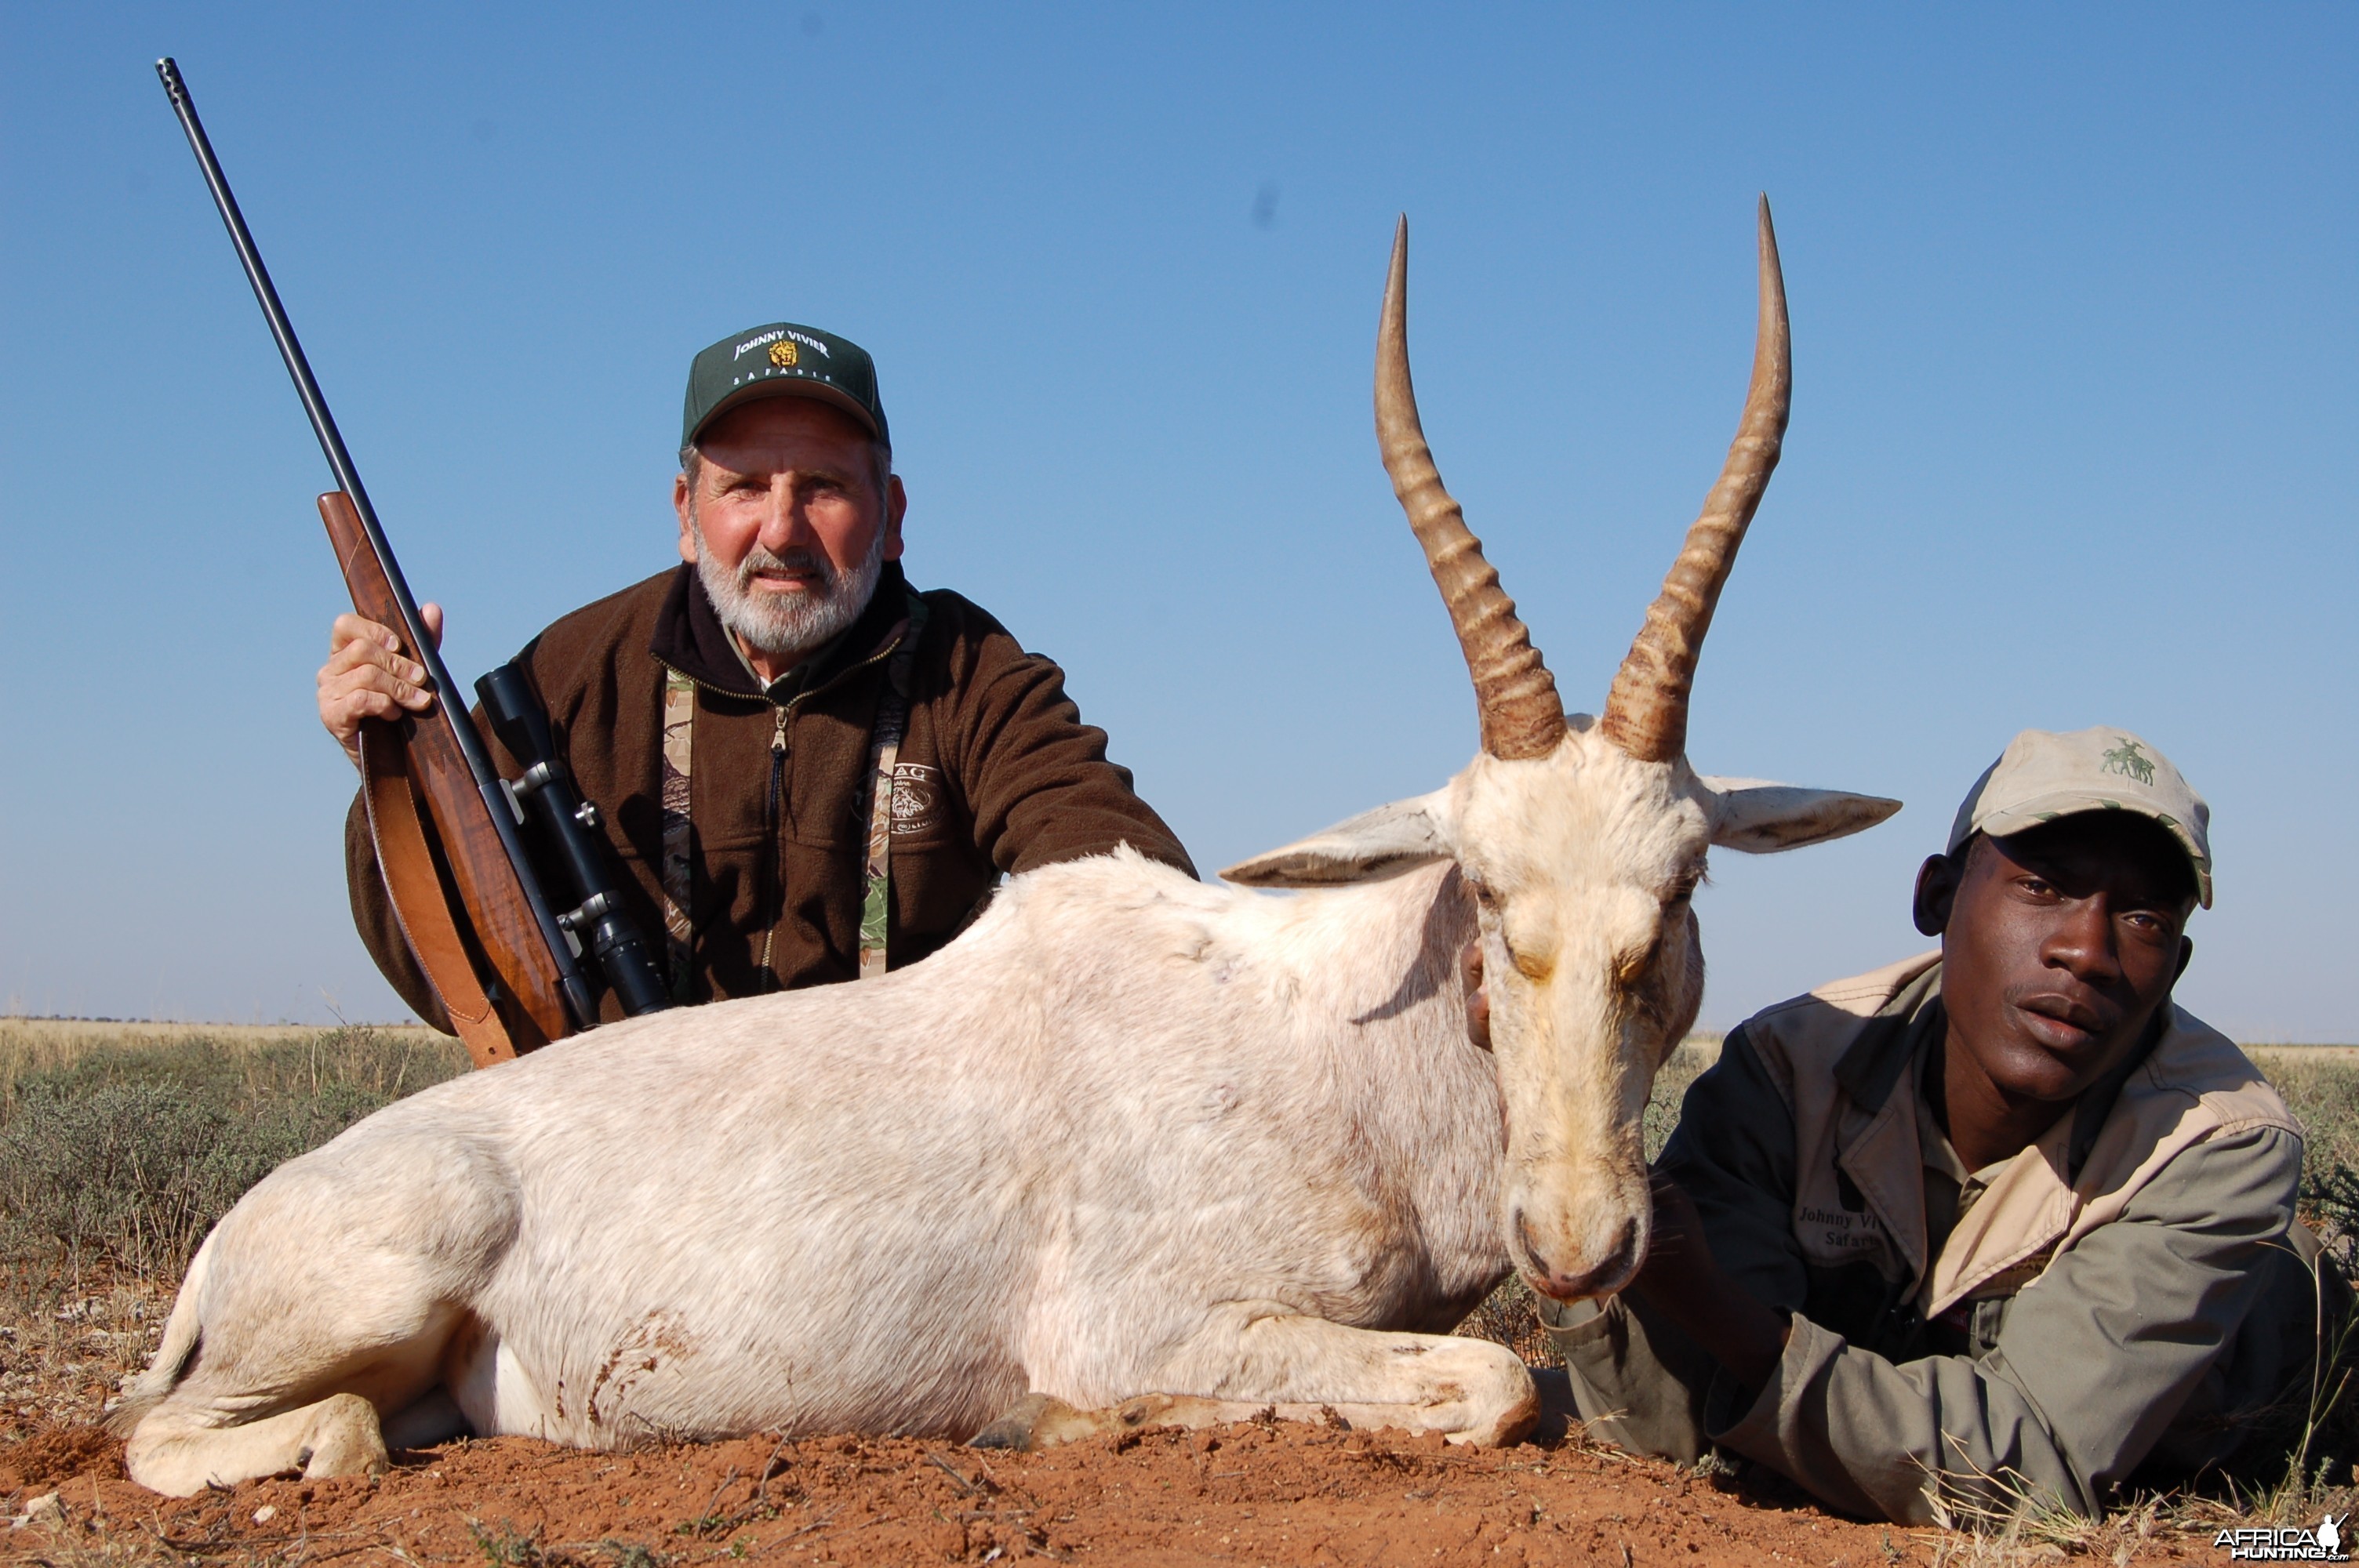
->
[358,723,521,1069]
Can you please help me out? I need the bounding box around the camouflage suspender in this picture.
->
[658,670,698,1002]
[657,595,929,996]
[858,597,930,978]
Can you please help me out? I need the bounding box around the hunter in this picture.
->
[1540,727,2320,1523]
[318,321,1194,1025]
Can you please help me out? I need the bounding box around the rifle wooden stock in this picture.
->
[321,491,569,1060]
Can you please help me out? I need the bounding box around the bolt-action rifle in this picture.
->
[157,57,671,1065]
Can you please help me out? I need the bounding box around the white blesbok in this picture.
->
[120,201,1897,1497]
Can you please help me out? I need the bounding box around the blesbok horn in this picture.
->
[1376,217,1565,762]
[1598,196,1791,765]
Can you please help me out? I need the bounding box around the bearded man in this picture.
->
[318,321,1194,1028]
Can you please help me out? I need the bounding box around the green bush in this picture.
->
[0,1026,467,1279]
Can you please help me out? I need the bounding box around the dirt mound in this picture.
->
[0,1425,122,1493]
[0,1414,2204,1566]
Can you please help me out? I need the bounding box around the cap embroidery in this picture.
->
[769,340,799,369]
[2100,738,2155,786]
[732,328,786,361]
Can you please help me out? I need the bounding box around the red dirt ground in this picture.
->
[0,1409,2209,1567]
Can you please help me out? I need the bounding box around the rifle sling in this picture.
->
[358,723,522,1069]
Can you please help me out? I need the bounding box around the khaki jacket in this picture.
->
[348,563,1195,1029]
[1556,954,2311,1523]
[1765,953,2300,1323]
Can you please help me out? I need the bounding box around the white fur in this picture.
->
[122,851,1520,1492]
[122,729,1895,1495]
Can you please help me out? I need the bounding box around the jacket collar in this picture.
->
[1830,957,2168,1185]
[1828,967,1945,1282]
[1832,960,1943,1114]
[651,559,911,703]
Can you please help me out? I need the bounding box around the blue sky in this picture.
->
[2,5,2352,1037]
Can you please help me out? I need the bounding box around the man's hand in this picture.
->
[318,603,444,769]
[1630,1174,1792,1390]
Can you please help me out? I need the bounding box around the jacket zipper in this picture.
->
[758,706,788,985]
[660,623,909,994]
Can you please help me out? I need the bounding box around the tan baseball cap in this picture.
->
[1946,727,2212,907]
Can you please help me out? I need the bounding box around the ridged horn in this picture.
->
[1377,216,1565,761]
[1598,196,1791,764]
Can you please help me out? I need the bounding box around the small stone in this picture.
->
[251,1505,278,1525]
[23,1492,60,1523]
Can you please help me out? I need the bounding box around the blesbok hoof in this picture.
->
[1457,1374,1543,1449]
[970,1392,1224,1451]
[298,1393,390,1480]
[969,1392,1083,1450]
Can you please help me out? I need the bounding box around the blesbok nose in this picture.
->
[1515,1210,1642,1301]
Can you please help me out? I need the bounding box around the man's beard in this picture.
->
[692,516,886,662]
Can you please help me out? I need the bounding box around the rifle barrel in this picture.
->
[157,56,595,1029]
[154,60,460,729]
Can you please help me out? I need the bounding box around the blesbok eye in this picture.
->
[1664,873,1702,908]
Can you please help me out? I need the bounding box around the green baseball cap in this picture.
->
[681,321,889,452]
[1946,726,2213,907]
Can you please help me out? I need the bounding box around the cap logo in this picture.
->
[769,340,799,369]
[732,328,786,361]
[2100,737,2156,786]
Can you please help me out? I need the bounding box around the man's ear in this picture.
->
[2175,937,2194,985]
[1699,778,1902,854]
[1913,852,1961,937]
[883,474,907,562]
[1221,791,1456,888]
[674,472,698,565]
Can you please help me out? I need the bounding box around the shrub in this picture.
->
[0,1025,467,1279]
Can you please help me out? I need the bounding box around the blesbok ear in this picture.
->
[1699,777,1901,855]
[1219,791,1459,887]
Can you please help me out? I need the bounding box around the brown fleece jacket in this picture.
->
[347,561,1195,1029]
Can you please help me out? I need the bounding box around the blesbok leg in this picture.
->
[122,1290,468,1498]
[979,1313,1539,1451]
[124,1393,389,1497]
[119,1133,521,1496]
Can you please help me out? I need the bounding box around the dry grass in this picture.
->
[0,1019,467,1446]
[0,1018,452,1121]
[0,1268,170,1446]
